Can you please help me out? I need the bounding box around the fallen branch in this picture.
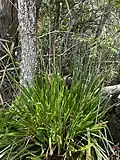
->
[65,77,120,95]
[103,84,120,95]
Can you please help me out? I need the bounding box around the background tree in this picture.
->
[0,0,18,105]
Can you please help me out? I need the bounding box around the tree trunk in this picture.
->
[17,0,41,86]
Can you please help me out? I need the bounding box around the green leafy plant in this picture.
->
[0,72,113,160]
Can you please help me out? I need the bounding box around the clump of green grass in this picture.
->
[0,72,113,160]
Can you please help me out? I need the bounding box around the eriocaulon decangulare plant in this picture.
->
[0,73,113,160]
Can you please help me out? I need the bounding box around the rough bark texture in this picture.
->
[18,0,40,86]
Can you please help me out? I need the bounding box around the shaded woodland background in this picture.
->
[0,0,120,151]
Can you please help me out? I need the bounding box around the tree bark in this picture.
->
[18,0,41,86]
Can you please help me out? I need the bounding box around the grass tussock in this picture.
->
[0,71,114,160]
